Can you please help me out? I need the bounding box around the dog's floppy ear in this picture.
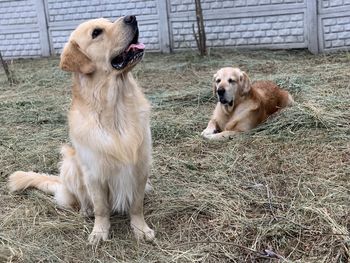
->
[59,40,95,74]
[239,71,251,94]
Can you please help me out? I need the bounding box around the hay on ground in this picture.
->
[0,50,349,262]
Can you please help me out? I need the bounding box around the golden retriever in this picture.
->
[202,67,293,140]
[8,16,155,244]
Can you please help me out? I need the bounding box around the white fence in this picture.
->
[1,0,350,58]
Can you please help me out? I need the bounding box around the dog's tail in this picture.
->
[8,171,61,195]
[280,91,295,108]
[287,93,295,106]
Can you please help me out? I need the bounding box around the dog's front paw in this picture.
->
[131,223,155,242]
[203,132,229,140]
[201,128,215,137]
[88,228,109,245]
[202,133,216,140]
[88,220,110,245]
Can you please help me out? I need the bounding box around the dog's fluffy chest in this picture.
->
[69,105,148,163]
[69,76,150,164]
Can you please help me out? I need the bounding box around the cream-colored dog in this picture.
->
[202,67,293,140]
[8,16,155,244]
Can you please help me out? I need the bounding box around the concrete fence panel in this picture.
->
[0,0,349,59]
[168,0,308,51]
[318,0,350,52]
[0,0,47,58]
[45,0,162,54]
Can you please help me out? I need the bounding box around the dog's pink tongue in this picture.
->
[127,43,145,52]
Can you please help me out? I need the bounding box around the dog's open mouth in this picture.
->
[220,98,234,106]
[111,30,145,70]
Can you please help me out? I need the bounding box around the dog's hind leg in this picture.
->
[60,144,92,213]
[8,144,83,209]
[54,184,77,209]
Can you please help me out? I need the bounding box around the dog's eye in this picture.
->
[216,79,221,83]
[228,78,236,84]
[92,28,103,39]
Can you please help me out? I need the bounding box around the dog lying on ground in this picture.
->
[8,16,155,244]
[202,67,293,140]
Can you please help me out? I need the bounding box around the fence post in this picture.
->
[35,0,50,56]
[306,0,319,54]
[157,0,171,53]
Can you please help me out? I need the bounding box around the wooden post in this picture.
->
[194,0,207,56]
[192,24,200,52]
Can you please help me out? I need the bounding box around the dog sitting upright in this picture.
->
[9,16,154,244]
[202,67,293,140]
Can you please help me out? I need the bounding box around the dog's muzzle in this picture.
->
[219,97,233,106]
[217,88,233,106]
[111,16,145,70]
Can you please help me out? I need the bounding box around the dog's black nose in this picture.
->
[217,87,225,96]
[124,15,137,25]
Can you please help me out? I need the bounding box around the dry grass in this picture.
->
[0,49,349,262]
